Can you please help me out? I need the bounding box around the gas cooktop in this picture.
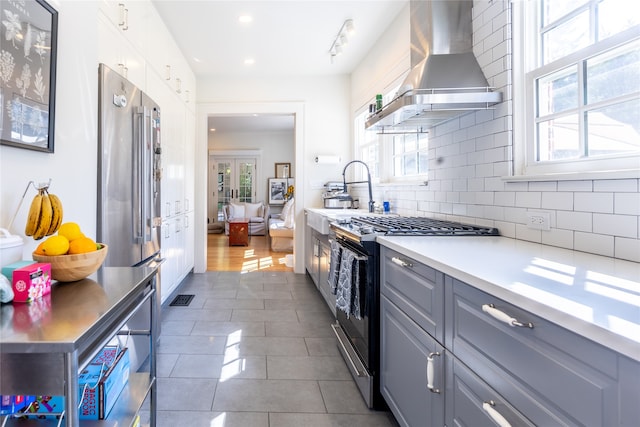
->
[331,216,500,242]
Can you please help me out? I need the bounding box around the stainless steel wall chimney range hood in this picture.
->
[365,0,502,133]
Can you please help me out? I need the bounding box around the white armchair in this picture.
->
[223,202,270,236]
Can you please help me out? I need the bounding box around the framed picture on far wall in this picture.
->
[0,0,58,153]
[268,178,287,205]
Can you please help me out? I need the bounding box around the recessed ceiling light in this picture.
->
[193,57,202,63]
[238,15,253,23]
[244,58,255,65]
[210,128,216,132]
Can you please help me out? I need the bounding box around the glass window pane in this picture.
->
[587,99,640,157]
[404,154,417,175]
[542,0,588,24]
[394,156,402,176]
[587,41,640,104]
[543,12,590,64]
[418,152,429,174]
[418,134,428,149]
[537,67,579,116]
[537,115,581,161]
[598,0,640,39]
[393,136,403,154]
[405,136,416,152]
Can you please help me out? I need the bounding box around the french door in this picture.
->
[212,157,257,222]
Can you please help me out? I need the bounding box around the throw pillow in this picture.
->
[283,199,295,228]
[244,202,263,218]
[230,203,245,219]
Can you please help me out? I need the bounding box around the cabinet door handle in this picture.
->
[482,304,533,328]
[426,352,441,394]
[391,257,413,268]
[482,401,512,427]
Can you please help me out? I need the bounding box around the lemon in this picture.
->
[68,237,98,254]
[58,222,84,242]
[41,235,70,256]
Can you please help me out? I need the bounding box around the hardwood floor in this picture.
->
[207,233,294,273]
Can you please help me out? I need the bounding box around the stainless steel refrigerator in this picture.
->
[97,63,163,370]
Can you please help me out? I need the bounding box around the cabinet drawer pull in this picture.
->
[426,352,441,394]
[482,401,512,427]
[391,257,413,268]
[482,304,533,328]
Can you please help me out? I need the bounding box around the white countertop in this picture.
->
[377,235,640,361]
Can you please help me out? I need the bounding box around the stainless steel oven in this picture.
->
[329,216,499,409]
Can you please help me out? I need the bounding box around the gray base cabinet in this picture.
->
[380,294,445,427]
[380,246,640,427]
[304,220,335,316]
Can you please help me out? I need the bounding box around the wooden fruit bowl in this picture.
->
[33,244,108,282]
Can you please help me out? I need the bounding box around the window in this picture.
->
[514,0,640,178]
[354,89,429,182]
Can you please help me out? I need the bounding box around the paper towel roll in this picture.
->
[314,155,341,164]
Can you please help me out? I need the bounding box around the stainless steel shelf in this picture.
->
[0,267,159,427]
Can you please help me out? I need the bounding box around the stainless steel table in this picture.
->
[1,266,159,426]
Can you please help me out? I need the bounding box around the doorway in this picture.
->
[209,155,258,225]
[195,103,305,274]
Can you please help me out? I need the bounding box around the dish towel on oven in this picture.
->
[328,239,342,294]
[334,247,366,319]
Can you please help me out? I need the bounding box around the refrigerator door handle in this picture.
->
[134,106,145,244]
[143,106,154,244]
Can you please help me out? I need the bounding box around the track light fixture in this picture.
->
[329,19,355,62]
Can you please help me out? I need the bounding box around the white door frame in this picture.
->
[195,102,305,274]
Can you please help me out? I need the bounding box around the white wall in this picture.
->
[208,130,295,206]
[350,0,640,263]
[1,1,99,258]
[195,75,352,273]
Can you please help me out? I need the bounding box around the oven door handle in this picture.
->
[391,256,413,268]
[331,323,365,377]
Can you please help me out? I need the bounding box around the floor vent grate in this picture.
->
[170,294,195,307]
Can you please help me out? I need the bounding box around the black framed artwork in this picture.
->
[0,0,58,152]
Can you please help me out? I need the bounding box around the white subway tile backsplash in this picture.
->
[557,180,593,192]
[542,192,573,211]
[504,206,527,223]
[574,232,614,257]
[476,163,494,177]
[485,177,506,192]
[594,179,638,192]
[515,191,541,208]
[593,214,638,238]
[494,221,515,238]
[492,161,511,179]
[557,211,592,232]
[485,205,505,221]
[476,192,495,205]
[515,224,542,243]
[494,191,515,206]
[528,181,557,192]
[574,192,613,213]
[614,237,640,262]
[614,193,640,215]
[541,228,574,250]
[467,179,484,192]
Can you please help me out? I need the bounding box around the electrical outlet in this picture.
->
[526,211,551,231]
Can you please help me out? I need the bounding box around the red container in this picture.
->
[12,263,51,302]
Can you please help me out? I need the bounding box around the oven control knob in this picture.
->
[360,226,374,234]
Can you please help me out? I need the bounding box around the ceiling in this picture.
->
[150,0,407,133]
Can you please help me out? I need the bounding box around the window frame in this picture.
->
[512,0,640,181]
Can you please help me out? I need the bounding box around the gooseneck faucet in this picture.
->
[342,160,375,213]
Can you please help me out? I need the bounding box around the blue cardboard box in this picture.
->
[78,347,130,420]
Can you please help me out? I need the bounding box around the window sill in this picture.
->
[503,169,640,182]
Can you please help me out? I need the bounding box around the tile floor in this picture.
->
[142,270,398,427]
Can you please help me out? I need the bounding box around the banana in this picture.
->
[46,192,63,235]
[25,191,43,237]
[33,191,53,240]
